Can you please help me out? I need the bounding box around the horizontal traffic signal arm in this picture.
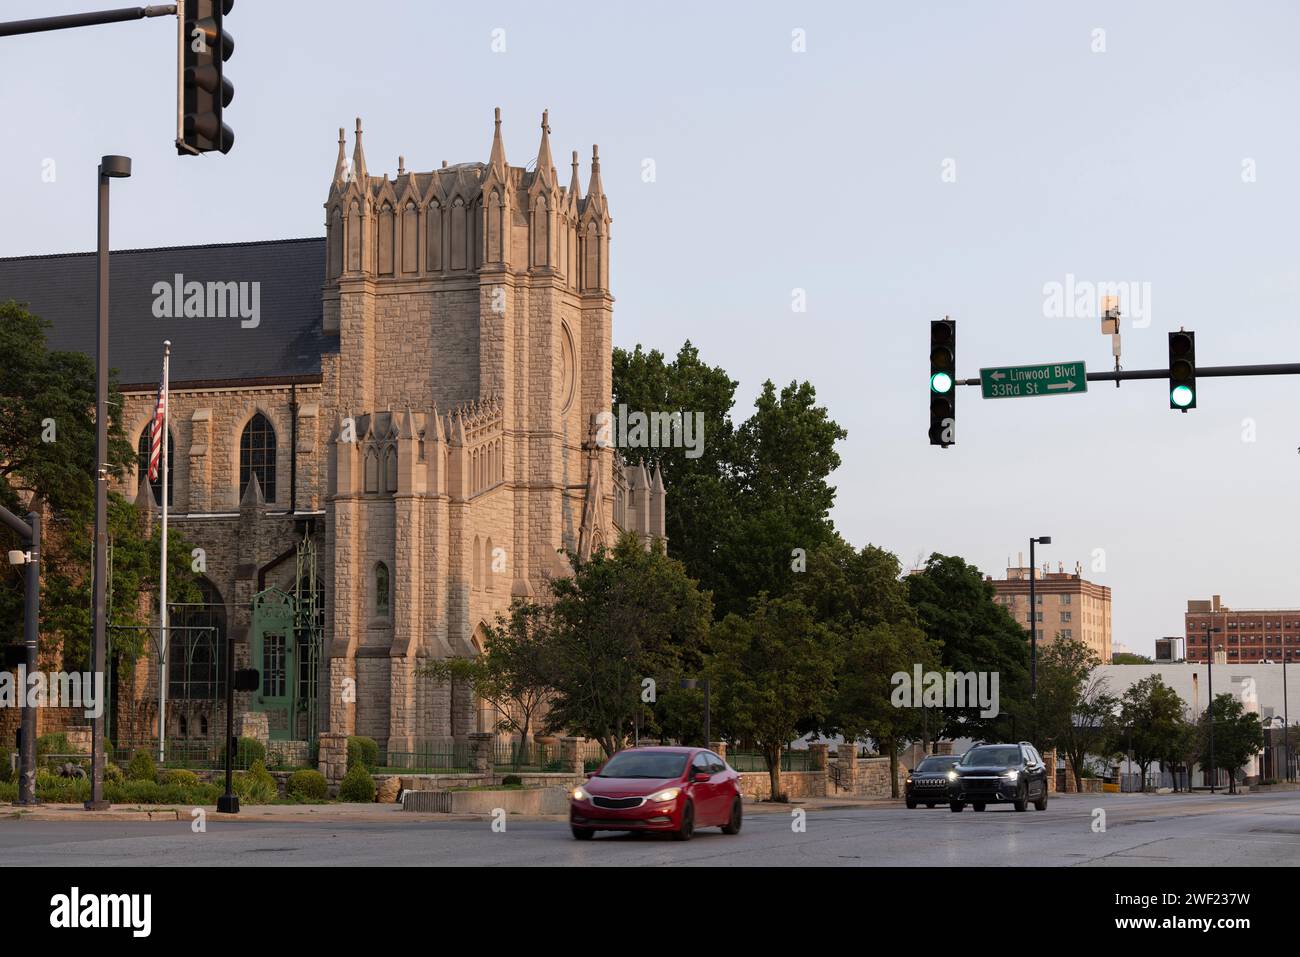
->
[954,362,1300,386]
[0,5,177,37]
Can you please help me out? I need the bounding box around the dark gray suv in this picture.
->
[949,742,1049,813]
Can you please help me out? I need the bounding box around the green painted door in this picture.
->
[250,588,297,741]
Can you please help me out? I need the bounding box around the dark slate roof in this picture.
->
[0,237,332,388]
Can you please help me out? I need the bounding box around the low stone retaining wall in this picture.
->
[402,786,570,815]
[738,770,826,801]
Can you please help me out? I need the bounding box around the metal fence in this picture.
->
[493,741,566,773]
[725,750,818,773]
[377,743,474,774]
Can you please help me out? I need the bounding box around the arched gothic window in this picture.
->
[239,413,277,502]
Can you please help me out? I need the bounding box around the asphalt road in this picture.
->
[3,792,1300,866]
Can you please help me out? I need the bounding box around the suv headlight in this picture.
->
[1002,770,1019,781]
[572,786,590,801]
[647,787,681,803]
[947,770,958,782]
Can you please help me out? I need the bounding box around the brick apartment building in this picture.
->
[987,563,1113,663]
[1185,596,1300,663]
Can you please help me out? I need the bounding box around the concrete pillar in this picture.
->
[318,732,348,792]
[1044,748,1058,793]
[807,743,829,771]
[468,732,494,775]
[709,741,727,760]
[560,737,583,774]
[837,742,859,792]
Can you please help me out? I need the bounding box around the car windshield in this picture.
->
[597,751,689,779]
[916,757,958,772]
[960,747,1021,768]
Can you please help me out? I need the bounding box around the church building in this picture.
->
[0,110,666,760]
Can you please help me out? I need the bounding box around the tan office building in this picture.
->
[987,564,1112,663]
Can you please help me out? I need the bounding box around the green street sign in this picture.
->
[980,361,1088,399]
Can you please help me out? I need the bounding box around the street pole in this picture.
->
[1284,657,1291,783]
[1028,536,1050,746]
[1206,622,1216,794]
[87,155,131,811]
[19,511,39,805]
[217,627,238,813]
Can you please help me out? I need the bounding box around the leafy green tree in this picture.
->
[541,535,712,758]
[612,343,845,619]
[1035,638,1116,792]
[1195,693,1265,794]
[1109,676,1187,791]
[1111,652,1154,665]
[708,595,838,801]
[905,554,1030,743]
[0,301,196,668]
[792,537,937,793]
[422,602,554,765]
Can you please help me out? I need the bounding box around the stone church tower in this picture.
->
[319,109,648,750]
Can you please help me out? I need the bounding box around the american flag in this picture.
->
[147,372,167,482]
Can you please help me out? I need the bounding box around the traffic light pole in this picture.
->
[956,362,1300,387]
[0,5,176,37]
[1,506,39,806]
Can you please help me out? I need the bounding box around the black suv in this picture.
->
[905,754,960,808]
[949,742,1049,813]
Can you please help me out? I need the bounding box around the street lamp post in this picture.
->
[87,155,131,812]
[1028,535,1050,746]
[1284,656,1291,783]
[1205,622,1220,794]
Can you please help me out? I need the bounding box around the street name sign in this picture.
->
[980,361,1088,399]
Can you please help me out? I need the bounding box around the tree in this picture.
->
[708,595,838,802]
[541,535,712,758]
[421,602,554,766]
[1036,637,1117,791]
[793,537,937,793]
[1111,652,1154,665]
[905,554,1030,743]
[1110,676,1187,791]
[1195,693,1265,794]
[0,300,196,669]
[612,343,846,619]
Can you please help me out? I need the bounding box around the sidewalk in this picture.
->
[7,793,902,824]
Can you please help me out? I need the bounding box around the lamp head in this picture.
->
[100,155,132,178]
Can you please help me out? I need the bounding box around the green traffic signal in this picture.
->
[930,371,953,394]
[1171,384,1195,408]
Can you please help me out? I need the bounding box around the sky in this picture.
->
[2,1,1299,655]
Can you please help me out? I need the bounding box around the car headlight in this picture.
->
[647,787,681,803]
[905,777,913,785]
[572,786,590,801]
[947,770,958,782]
[1002,770,1019,780]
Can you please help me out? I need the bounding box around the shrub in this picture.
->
[501,774,523,786]
[338,763,375,802]
[236,737,266,768]
[36,732,73,764]
[127,749,157,782]
[347,736,379,772]
[103,762,125,785]
[0,781,16,802]
[35,775,90,803]
[159,768,200,788]
[286,769,328,801]
[0,747,12,783]
[233,760,278,804]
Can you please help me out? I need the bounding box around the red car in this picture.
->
[570,746,744,841]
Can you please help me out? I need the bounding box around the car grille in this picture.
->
[592,796,645,810]
[959,776,1005,791]
[913,779,947,788]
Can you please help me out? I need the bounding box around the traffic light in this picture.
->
[179,0,234,155]
[1168,330,1196,410]
[929,318,956,446]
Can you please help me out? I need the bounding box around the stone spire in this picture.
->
[332,126,348,185]
[566,149,582,210]
[586,144,606,209]
[488,107,507,179]
[351,117,368,184]
[534,109,555,187]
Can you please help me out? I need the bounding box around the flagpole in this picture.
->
[158,340,170,765]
